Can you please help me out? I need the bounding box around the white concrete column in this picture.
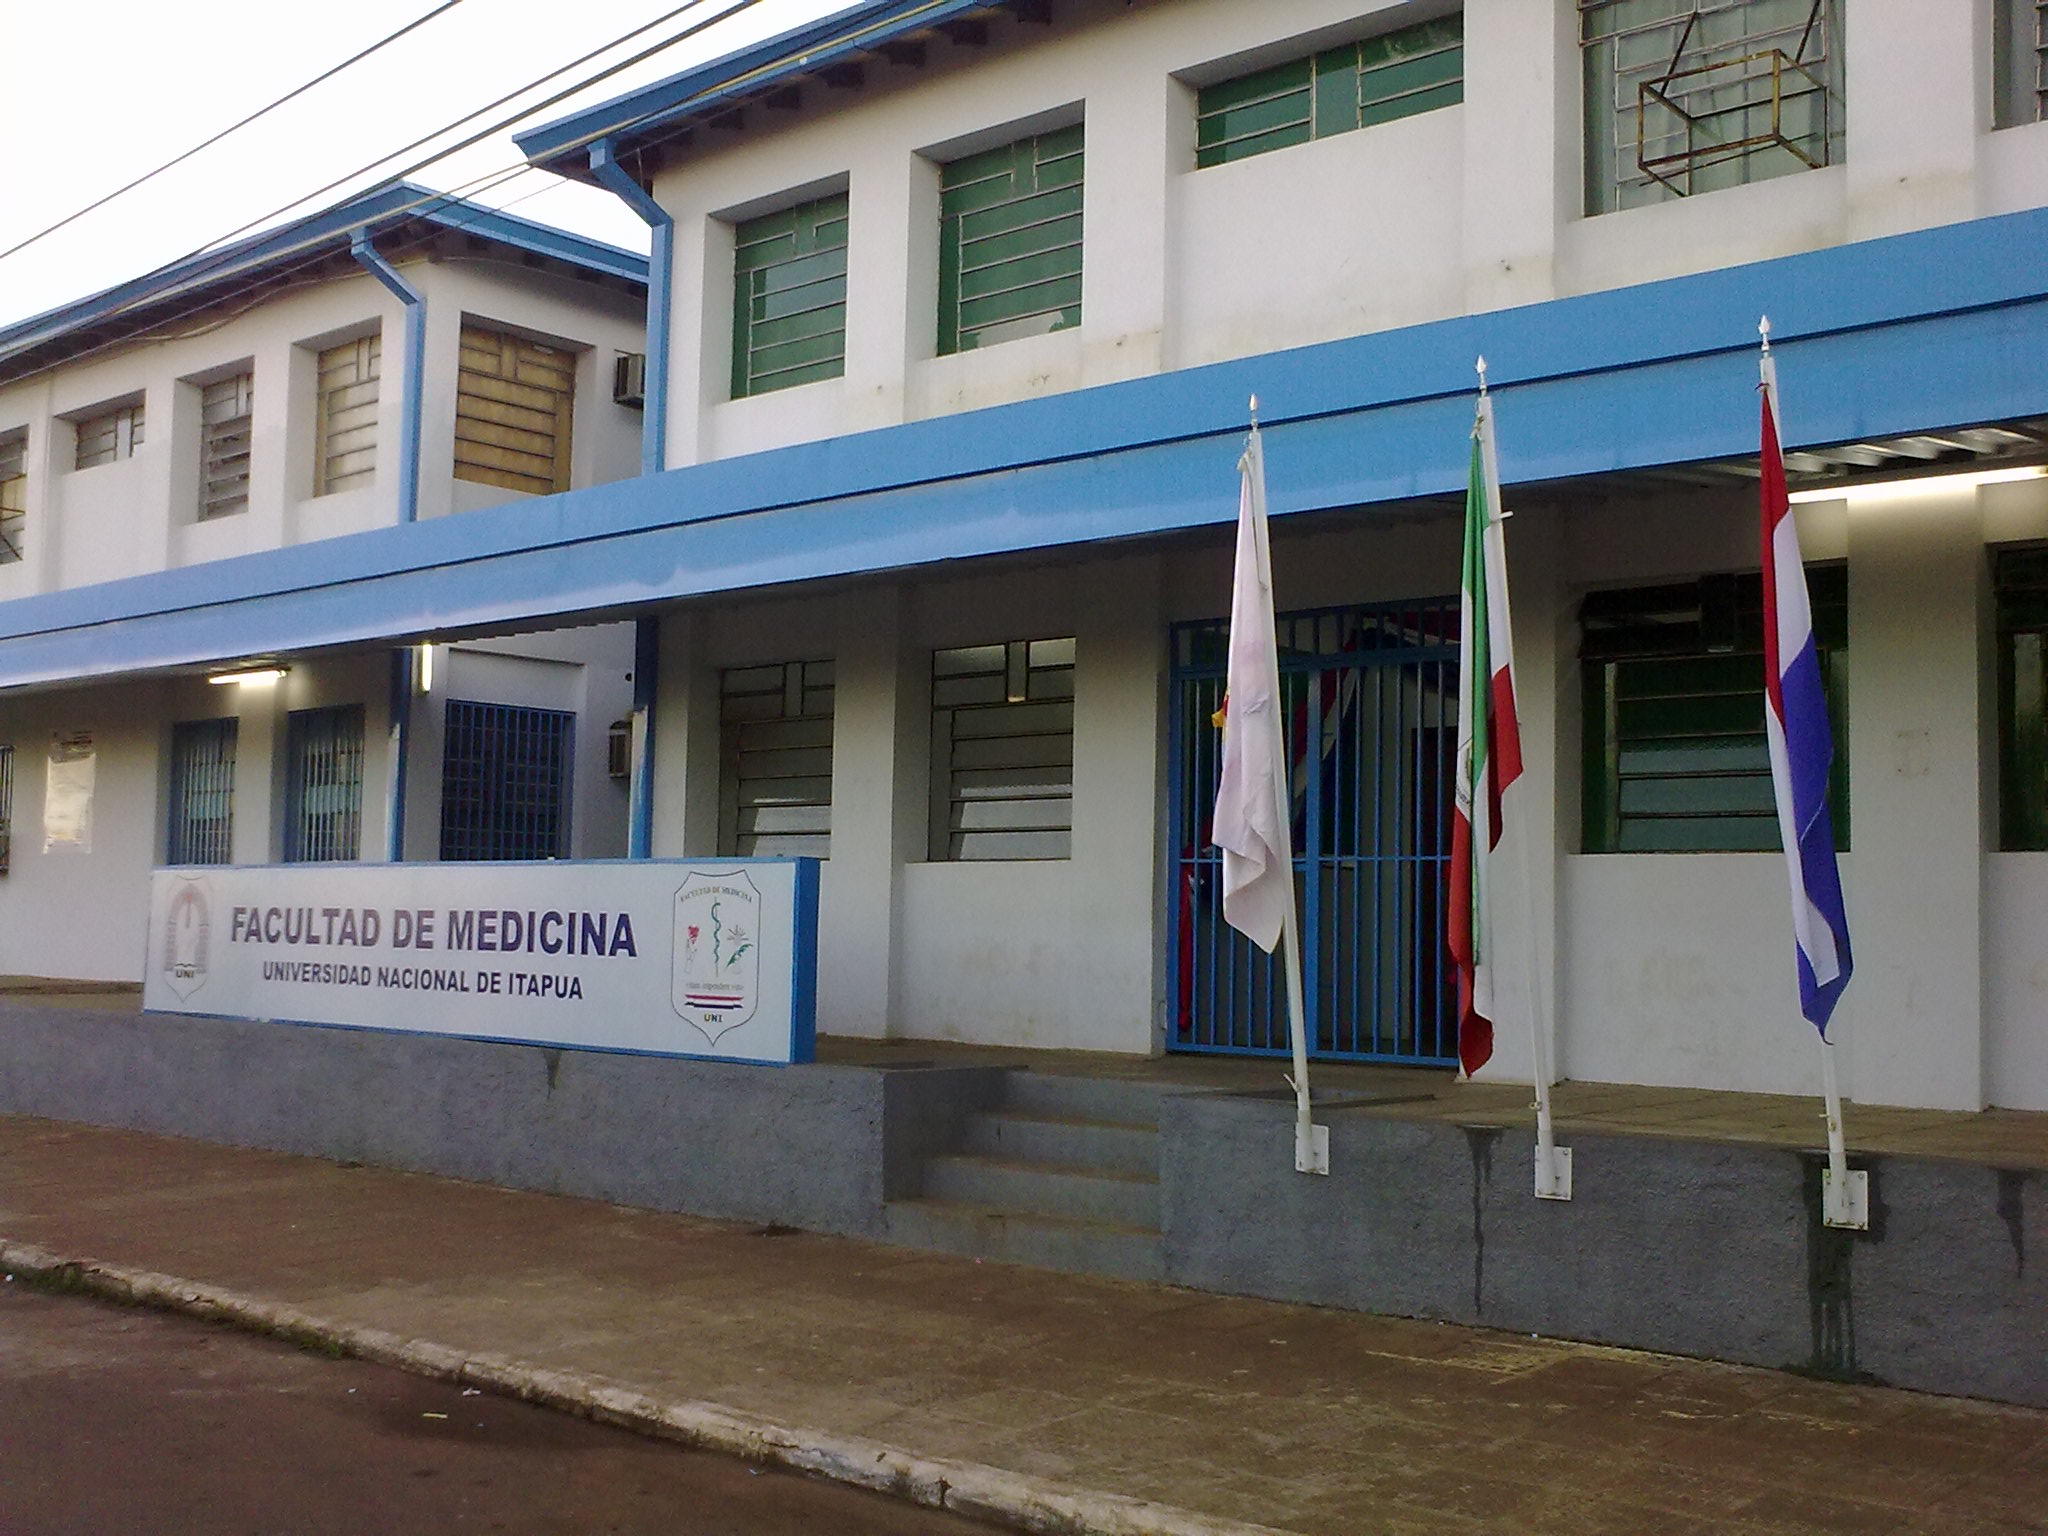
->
[1844,0,1981,240]
[819,584,922,1038]
[231,681,284,865]
[1460,0,1574,312]
[654,209,732,469]
[1067,556,1167,1053]
[841,152,925,432]
[243,337,292,553]
[649,611,720,858]
[1844,489,1987,1109]
[1080,73,1183,385]
[412,281,462,524]
[18,379,59,594]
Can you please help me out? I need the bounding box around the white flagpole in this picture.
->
[1477,361,1570,1200]
[1248,395,1328,1177]
[1760,316,1865,1229]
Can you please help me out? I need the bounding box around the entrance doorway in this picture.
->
[1168,598,1460,1065]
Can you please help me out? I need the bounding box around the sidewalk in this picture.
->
[2,1113,2042,1536]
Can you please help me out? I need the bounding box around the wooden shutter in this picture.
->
[198,372,254,520]
[74,401,143,470]
[315,335,380,496]
[454,324,575,496]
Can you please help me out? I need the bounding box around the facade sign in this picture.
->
[44,732,95,854]
[142,859,819,1065]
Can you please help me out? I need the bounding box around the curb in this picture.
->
[0,1239,1294,1536]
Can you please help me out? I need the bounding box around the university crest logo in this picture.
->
[671,868,762,1047]
[161,875,213,1002]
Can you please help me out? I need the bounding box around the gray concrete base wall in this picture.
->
[0,1003,990,1239]
[1159,1094,2048,1408]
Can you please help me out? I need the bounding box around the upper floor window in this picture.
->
[198,371,254,521]
[1997,545,2048,849]
[938,125,1083,355]
[930,637,1075,860]
[1194,14,1464,169]
[73,398,144,470]
[732,194,849,399]
[1580,567,1848,852]
[1580,0,1844,215]
[1994,0,2047,128]
[720,660,835,857]
[315,333,380,496]
[0,429,24,565]
[454,322,573,496]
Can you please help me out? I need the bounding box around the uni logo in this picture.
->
[670,868,761,1046]
[162,876,213,1002]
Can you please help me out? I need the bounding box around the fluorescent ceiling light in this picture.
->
[207,666,287,687]
[1789,465,2048,504]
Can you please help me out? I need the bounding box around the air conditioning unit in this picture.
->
[613,353,647,408]
[607,719,633,780]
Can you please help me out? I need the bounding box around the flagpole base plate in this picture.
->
[1295,1122,1329,1176]
[1535,1145,1573,1201]
[1822,1167,1868,1229]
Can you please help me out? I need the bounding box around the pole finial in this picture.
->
[1758,314,1772,353]
[1248,393,1259,427]
[1475,355,1488,394]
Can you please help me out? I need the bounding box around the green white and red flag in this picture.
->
[1446,390,1523,1078]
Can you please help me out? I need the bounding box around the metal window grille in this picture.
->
[315,334,380,496]
[1996,546,2048,849]
[453,323,575,496]
[1170,600,1462,1065]
[0,429,25,565]
[1994,0,2048,128]
[0,744,13,875]
[938,127,1084,355]
[1195,15,1464,169]
[1579,0,1842,215]
[73,400,144,470]
[284,705,365,863]
[1580,567,1848,852]
[720,660,834,857]
[732,195,849,399]
[198,372,254,520]
[439,700,573,861]
[167,717,237,865]
[931,638,1073,861]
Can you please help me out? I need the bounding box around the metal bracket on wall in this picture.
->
[1822,1166,1869,1229]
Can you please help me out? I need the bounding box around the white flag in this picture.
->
[1211,427,1293,954]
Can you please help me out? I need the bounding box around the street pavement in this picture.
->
[1,1113,2043,1535]
[0,1282,999,1535]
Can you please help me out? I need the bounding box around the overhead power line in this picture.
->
[1,0,780,367]
[0,0,470,265]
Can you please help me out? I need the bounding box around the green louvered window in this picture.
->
[1581,567,1848,853]
[937,126,1083,356]
[1997,546,2048,849]
[1195,15,1464,169]
[732,194,849,398]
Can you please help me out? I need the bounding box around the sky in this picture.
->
[0,0,850,329]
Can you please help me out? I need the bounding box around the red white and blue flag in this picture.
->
[1759,347,1853,1035]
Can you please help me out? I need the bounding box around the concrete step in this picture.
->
[923,1152,1161,1229]
[999,1072,1162,1129]
[961,1111,1158,1177]
[884,1199,1164,1284]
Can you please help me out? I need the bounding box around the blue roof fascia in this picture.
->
[4,205,2048,687]
[516,0,1006,174]
[0,183,644,371]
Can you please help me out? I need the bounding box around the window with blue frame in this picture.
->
[168,717,237,865]
[284,705,365,863]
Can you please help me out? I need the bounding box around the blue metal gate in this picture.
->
[1168,598,1462,1065]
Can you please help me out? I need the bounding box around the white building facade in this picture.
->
[7,0,2048,1116]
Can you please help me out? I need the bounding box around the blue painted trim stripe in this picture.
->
[4,210,2048,689]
